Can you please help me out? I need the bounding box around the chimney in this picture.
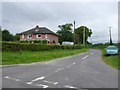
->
[36,25,39,28]
[35,25,39,32]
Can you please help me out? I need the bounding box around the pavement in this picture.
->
[1,49,118,89]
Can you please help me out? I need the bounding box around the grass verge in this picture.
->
[92,46,119,69]
[102,50,119,69]
[2,49,87,65]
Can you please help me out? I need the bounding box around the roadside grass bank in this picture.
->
[2,49,88,65]
[102,52,119,69]
[89,44,119,69]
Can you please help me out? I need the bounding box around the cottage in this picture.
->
[19,25,59,44]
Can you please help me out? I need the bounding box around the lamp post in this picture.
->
[109,27,113,45]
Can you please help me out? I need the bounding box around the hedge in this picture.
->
[2,42,84,51]
[20,40,47,44]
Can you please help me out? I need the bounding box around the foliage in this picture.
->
[14,33,20,41]
[1,28,20,41]
[20,40,47,44]
[56,23,73,45]
[2,42,85,52]
[90,43,119,69]
[2,30,15,41]
[42,40,47,44]
[2,49,88,65]
[75,26,92,44]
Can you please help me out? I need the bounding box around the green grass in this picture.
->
[2,49,87,65]
[91,44,119,69]
[102,50,119,69]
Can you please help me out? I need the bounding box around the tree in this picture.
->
[0,26,2,41]
[14,33,20,41]
[2,30,14,41]
[75,26,92,44]
[56,23,73,45]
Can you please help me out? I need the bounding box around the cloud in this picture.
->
[1,2,118,44]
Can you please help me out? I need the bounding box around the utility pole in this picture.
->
[108,27,112,45]
[73,21,75,45]
[83,26,86,46]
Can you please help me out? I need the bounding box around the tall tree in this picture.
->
[2,30,14,41]
[75,26,92,44]
[0,26,2,41]
[56,23,73,45]
[14,33,20,41]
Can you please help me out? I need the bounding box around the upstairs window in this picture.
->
[35,29,39,32]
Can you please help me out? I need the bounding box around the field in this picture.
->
[2,49,87,65]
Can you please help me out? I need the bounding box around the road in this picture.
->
[2,49,118,89]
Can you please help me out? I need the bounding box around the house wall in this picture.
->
[47,34,58,44]
[20,34,58,44]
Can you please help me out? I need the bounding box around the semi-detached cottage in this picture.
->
[19,25,59,44]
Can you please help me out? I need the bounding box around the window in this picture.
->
[36,34,41,38]
[22,34,24,39]
[45,34,47,38]
[28,34,32,39]
[35,29,39,32]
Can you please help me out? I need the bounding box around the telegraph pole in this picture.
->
[83,26,86,46]
[108,27,113,45]
[73,21,75,45]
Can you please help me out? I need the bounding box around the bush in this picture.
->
[42,40,47,44]
[2,42,84,52]
[20,40,46,44]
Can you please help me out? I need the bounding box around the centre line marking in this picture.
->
[26,76,45,84]
[32,76,45,82]
[57,68,64,71]
[43,80,58,85]
[4,76,20,82]
[73,62,76,65]
[65,85,77,89]
[82,55,89,60]
[67,64,73,68]
[91,53,93,55]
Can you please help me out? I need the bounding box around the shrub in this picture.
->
[20,40,43,44]
[2,42,84,52]
[42,40,47,44]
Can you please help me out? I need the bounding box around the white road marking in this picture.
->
[65,78,68,81]
[43,80,58,85]
[4,76,20,81]
[32,76,45,82]
[56,68,64,71]
[82,55,89,60]
[73,62,76,65]
[26,76,45,84]
[26,82,33,85]
[91,53,93,55]
[36,84,49,88]
[66,64,74,68]
[65,85,77,89]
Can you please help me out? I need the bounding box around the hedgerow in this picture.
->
[2,42,84,51]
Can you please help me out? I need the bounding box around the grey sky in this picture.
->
[1,1,118,44]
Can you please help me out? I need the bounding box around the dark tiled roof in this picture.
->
[19,25,58,36]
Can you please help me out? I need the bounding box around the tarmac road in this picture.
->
[2,49,118,89]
